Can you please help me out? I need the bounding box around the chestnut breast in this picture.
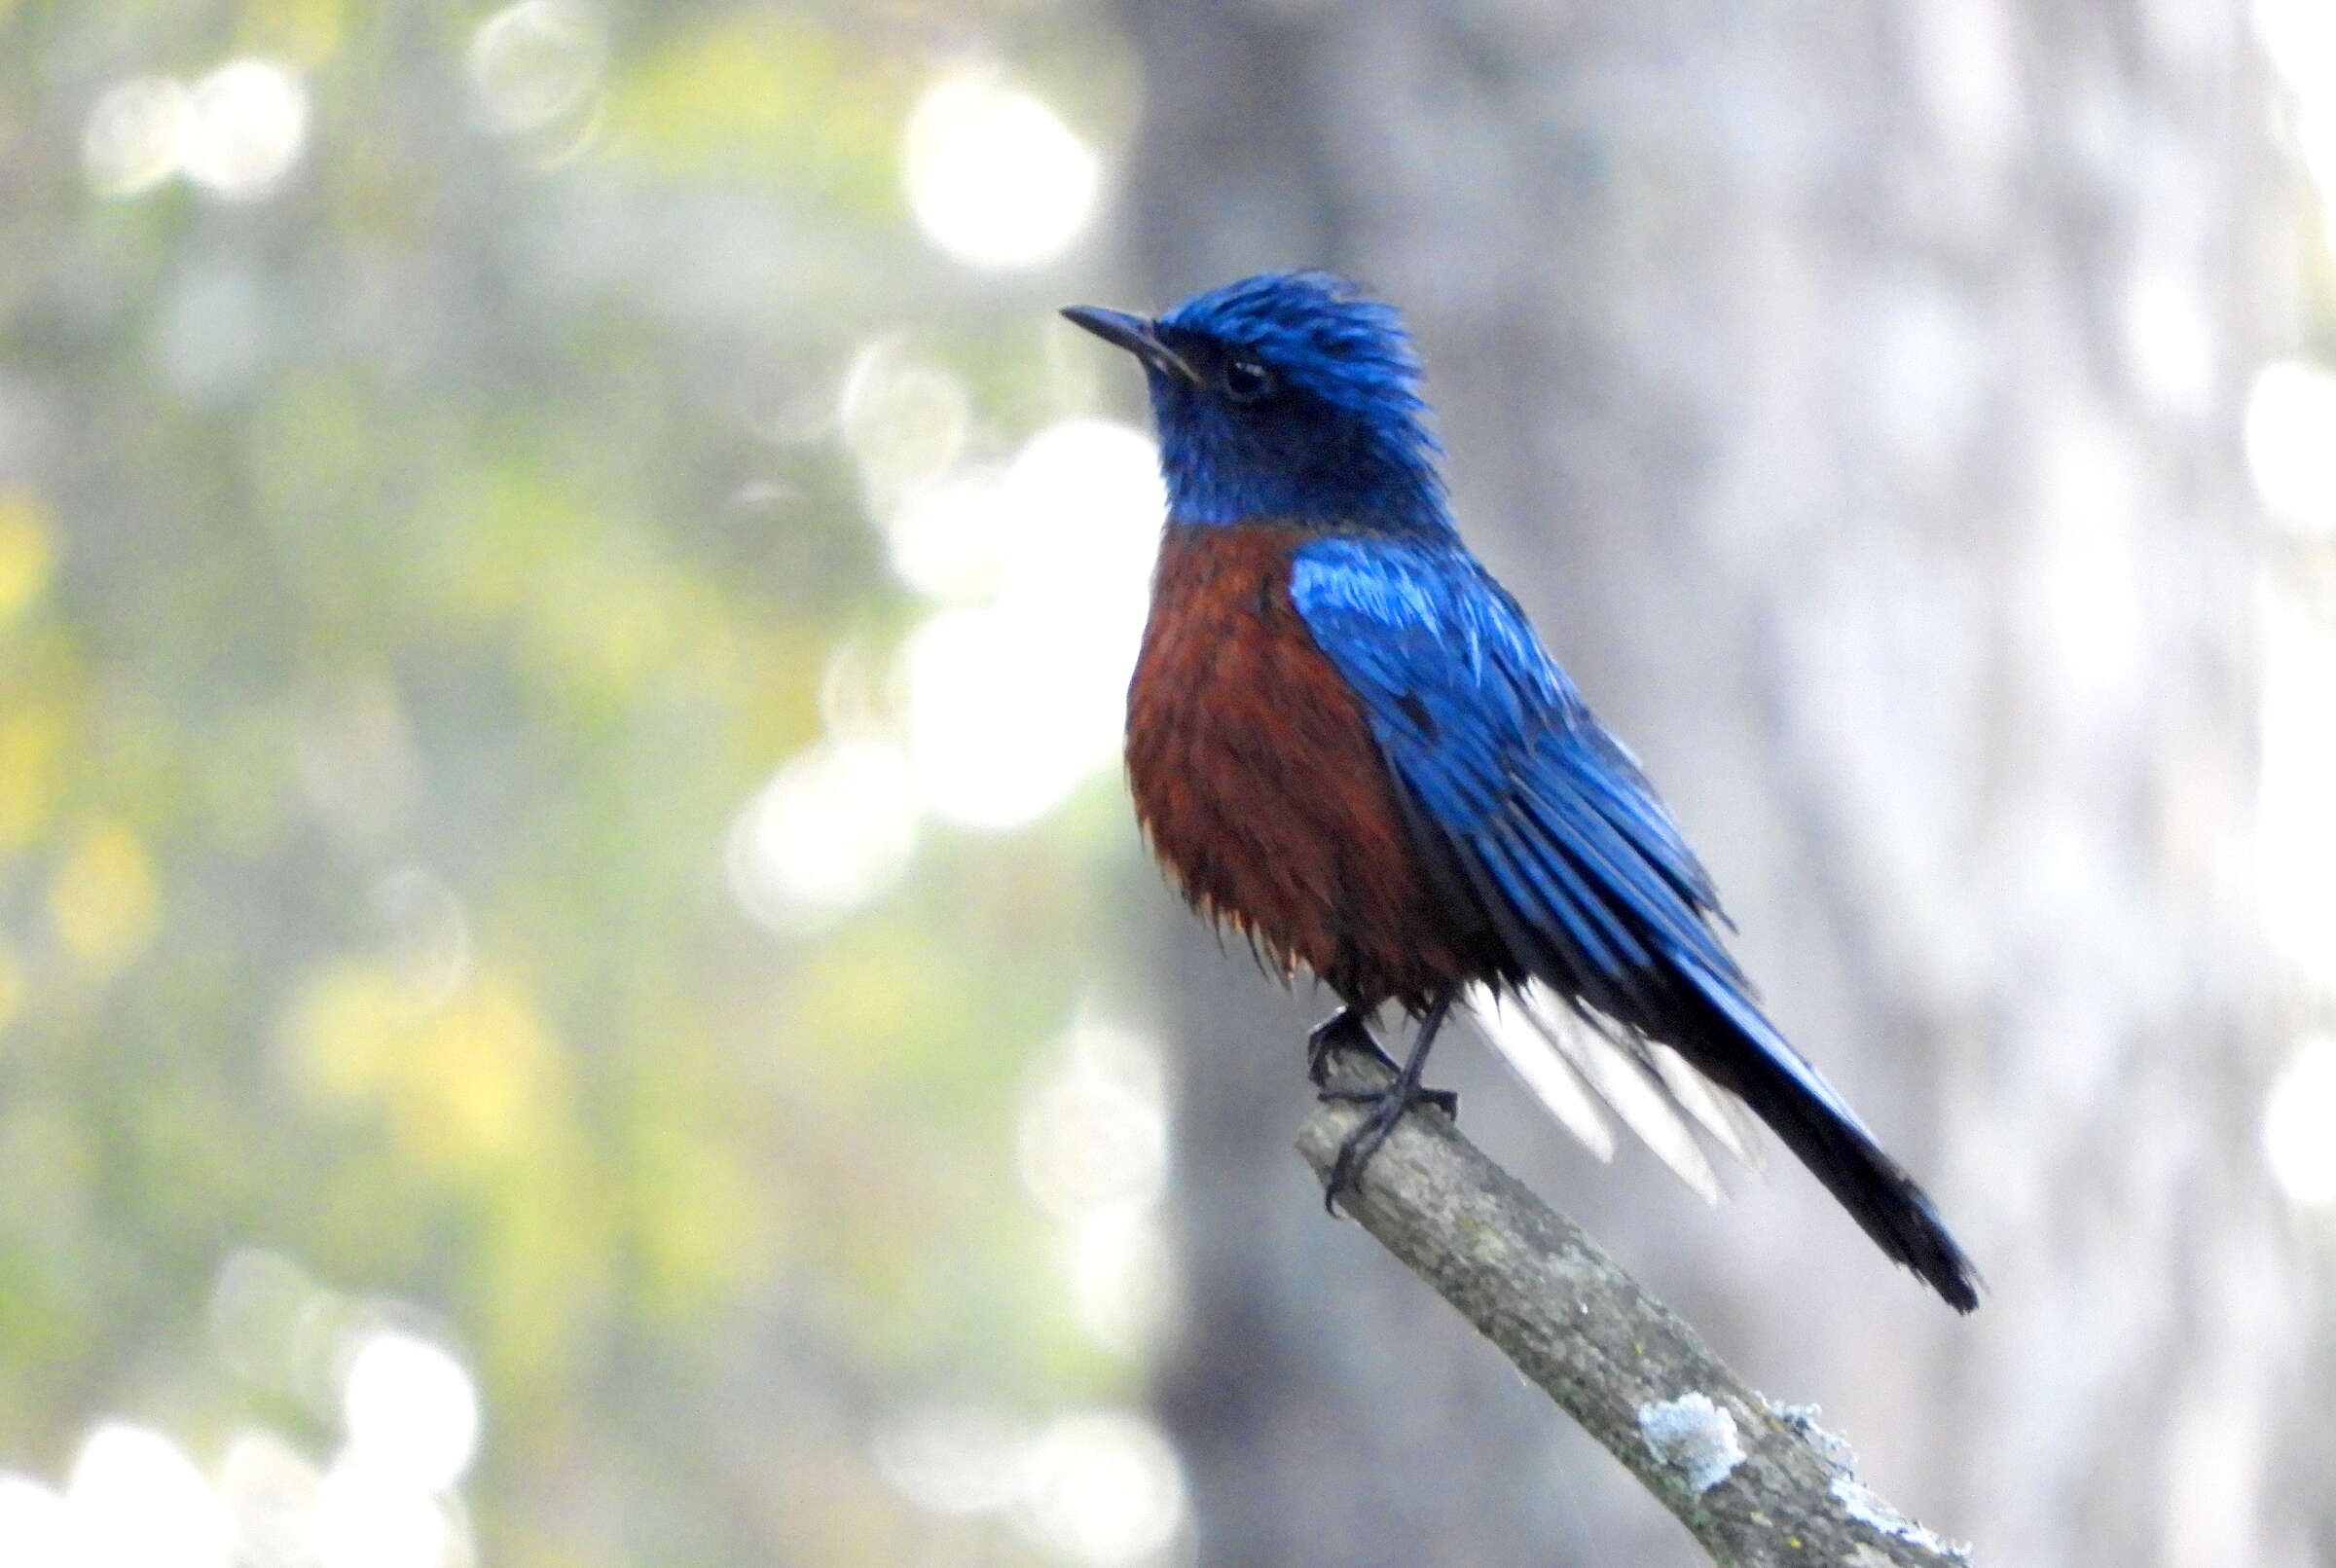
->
[1123,523,1478,1010]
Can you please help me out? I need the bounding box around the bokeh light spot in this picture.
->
[884,465,1014,602]
[341,1331,481,1495]
[1017,1043,1169,1222]
[1067,1210,1178,1359]
[2265,1035,2336,1205]
[904,71,1101,270]
[0,1475,76,1568]
[1018,1411,1186,1568]
[218,1430,324,1568]
[2262,593,2336,974]
[902,605,1098,830]
[467,0,607,134]
[873,1406,1032,1516]
[727,736,921,931]
[899,419,1162,830]
[180,59,310,200]
[2123,266,2213,414]
[312,1452,464,1568]
[1021,1015,1178,1356]
[838,341,971,514]
[2255,0,2336,101]
[82,76,190,198]
[2245,359,2336,534]
[995,419,1163,647]
[69,1423,234,1568]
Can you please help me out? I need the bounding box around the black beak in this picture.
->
[1061,306,1198,383]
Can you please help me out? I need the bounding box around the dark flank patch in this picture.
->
[1394,691,1437,741]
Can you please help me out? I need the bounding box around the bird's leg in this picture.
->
[1308,1013,1448,1121]
[1318,986,1461,1213]
[1307,1004,1459,1117]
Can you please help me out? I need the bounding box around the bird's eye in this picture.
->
[1222,360,1275,403]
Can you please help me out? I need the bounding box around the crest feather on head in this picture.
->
[1161,272,1434,428]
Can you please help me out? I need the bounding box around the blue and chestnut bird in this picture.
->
[1065,273,1980,1311]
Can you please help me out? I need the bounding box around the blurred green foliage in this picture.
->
[0,2,1153,1562]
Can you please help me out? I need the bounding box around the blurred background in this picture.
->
[1,0,2333,1564]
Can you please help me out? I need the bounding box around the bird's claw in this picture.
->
[1316,1084,1459,1116]
[1316,1080,1458,1214]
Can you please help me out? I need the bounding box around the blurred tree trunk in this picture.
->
[1115,2,2307,1564]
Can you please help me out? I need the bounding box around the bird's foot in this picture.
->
[1305,1005,1400,1086]
[1315,1079,1458,1213]
[1314,988,1463,1216]
[1316,1083,1460,1116]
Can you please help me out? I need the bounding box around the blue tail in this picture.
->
[1676,956,1981,1312]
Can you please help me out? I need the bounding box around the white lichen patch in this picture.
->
[1636,1392,1745,1495]
[1832,1476,1972,1562]
[1765,1398,1856,1466]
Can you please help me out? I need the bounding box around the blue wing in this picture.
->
[1289,534,1980,1309]
[1288,533,1869,1140]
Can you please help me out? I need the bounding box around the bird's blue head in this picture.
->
[1063,273,1451,535]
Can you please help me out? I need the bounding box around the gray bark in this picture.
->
[1117,2,2306,1564]
[1296,1049,1968,1568]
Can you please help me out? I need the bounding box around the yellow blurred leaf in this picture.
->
[239,0,347,67]
[472,1146,609,1400]
[519,542,684,705]
[287,962,409,1098]
[286,962,566,1170]
[0,943,22,1036]
[49,821,160,973]
[418,465,592,626]
[416,973,563,1162]
[604,15,904,207]
[0,702,67,852]
[0,489,57,631]
[627,1073,775,1318]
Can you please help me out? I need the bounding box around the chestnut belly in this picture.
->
[1123,525,1485,1011]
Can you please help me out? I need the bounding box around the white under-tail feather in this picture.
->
[1468,987,1617,1161]
[1468,982,1764,1204]
[1648,1035,1766,1168]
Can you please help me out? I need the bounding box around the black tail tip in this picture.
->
[1900,1196,1983,1313]
[1933,1266,1983,1315]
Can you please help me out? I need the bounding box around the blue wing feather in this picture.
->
[1288,534,1863,1128]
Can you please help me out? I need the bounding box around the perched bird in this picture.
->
[1064,273,1979,1312]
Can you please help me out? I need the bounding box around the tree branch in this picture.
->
[1296,1059,1971,1568]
